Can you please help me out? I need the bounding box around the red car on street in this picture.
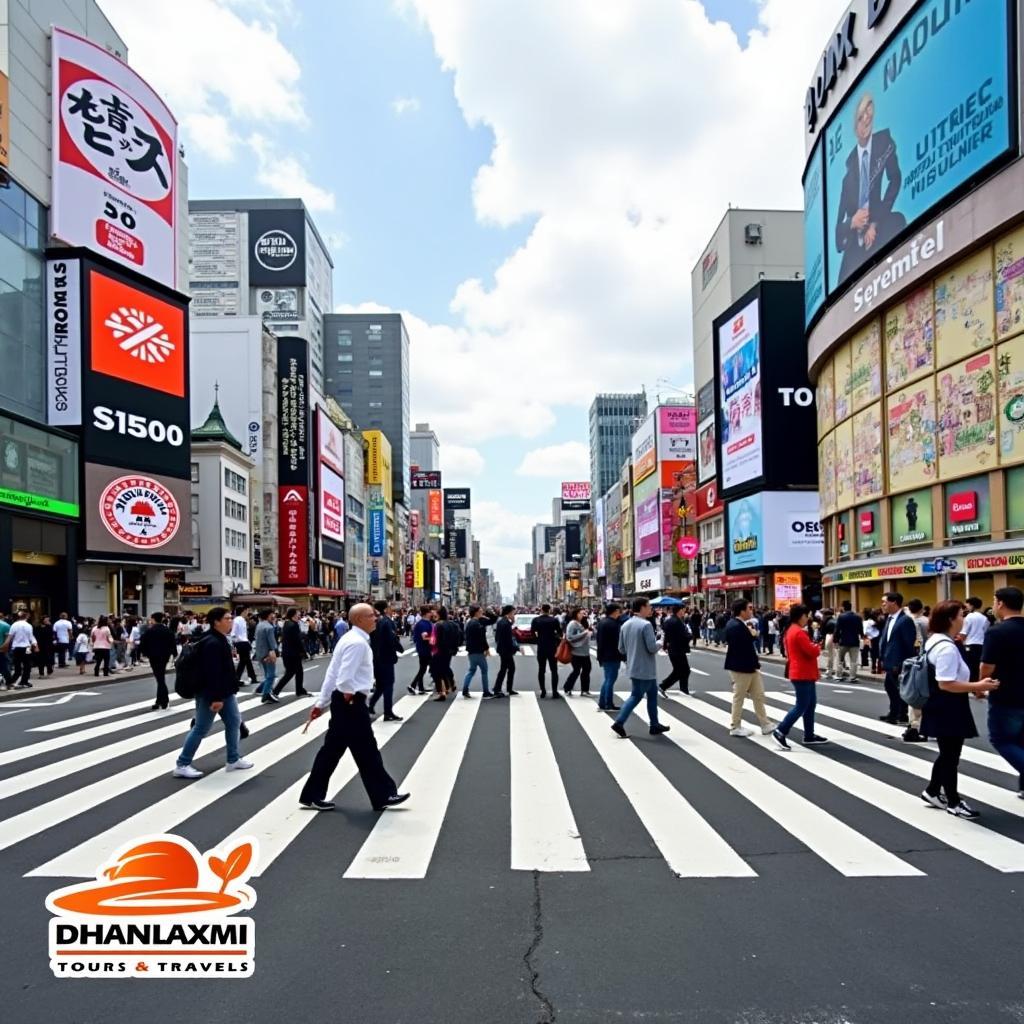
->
[512,614,536,644]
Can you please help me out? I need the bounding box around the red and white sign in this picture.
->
[427,489,443,526]
[319,463,345,545]
[949,491,978,523]
[98,474,179,549]
[702,573,760,591]
[657,406,696,462]
[317,408,345,475]
[89,269,185,397]
[677,536,700,559]
[695,481,721,520]
[278,485,309,585]
[561,481,591,501]
[859,510,875,533]
[51,28,178,288]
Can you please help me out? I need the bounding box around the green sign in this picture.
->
[0,486,79,519]
[944,475,991,540]
[855,502,882,553]
[890,488,933,547]
[1007,466,1024,533]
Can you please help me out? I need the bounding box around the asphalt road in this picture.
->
[1,640,1023,1024]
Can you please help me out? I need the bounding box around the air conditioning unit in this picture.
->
[744,223,763,245]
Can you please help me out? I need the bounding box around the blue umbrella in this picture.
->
[649,596,684,607]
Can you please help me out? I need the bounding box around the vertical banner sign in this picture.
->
[414,550,425,589]
[51,28,178,288]
[718,297,762,491]
[369,508,386,558]
[46,259,82,426]
[0,71,9,169]
[656,407,696,462]
[277,337,310,584]
[595,496,606,577]
[427,489,442,526]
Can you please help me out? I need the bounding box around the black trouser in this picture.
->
[12,648,33,686]
[274,654,305,695]
[235,642,257,683]
[369,672,395,715]
[763,637,774,656]
[495,653,516,693]
[36,649,54,676]
[565,655,591,693]
[884,668,907,720]
[152,656,169,707]
[55,642,69,669]
[860,645,870,667]
[663,649,691,693]
[411,651,431,691]
[93,649,111,677]
[299,692,396,809]
[927,736,965,807]
[537,652,558,693]
[964,645,983,683]
[430,653,453,693]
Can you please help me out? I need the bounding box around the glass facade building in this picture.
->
[589,393,648,498]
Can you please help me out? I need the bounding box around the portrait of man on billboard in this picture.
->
[834,93,906,284]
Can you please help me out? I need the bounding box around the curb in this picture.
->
[0,668,157,702]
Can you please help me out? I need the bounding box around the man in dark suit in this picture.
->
[273,608,309,699]
[834,600,864,682]
[493,605,519,696]
[834,92,906,285]
[530,604,562,699]
[723,599,773,736]
[369,600,404,720]
[878,591,916,724]
[659,606,692,695]
[140,611,177,710]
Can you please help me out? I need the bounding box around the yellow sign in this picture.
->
[363,431,392,505]
[823,561,928,586]
[414,550,425,589]
[773,572,802,612]
[0,71,9,169]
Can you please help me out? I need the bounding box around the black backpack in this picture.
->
[173,634,212,699]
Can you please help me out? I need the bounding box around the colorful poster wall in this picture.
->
[997,336,1024,465]
[833,339,851,425]
[849,319,883,413]
[996,224,1024,342]
[934,248,995,369]
[852,402,884,502]
[936,351,997,479]
[833,416,854,512]
[885,285,934,391]
[819,433,836,518]
[887,377,938,491]
[816,358,834,437]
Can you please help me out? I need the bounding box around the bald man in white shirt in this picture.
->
[298,603,410,813]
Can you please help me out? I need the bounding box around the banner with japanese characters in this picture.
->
[51,28,178,288]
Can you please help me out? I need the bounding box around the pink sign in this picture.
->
[677,536,699,559]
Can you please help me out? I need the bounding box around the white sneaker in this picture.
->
[173,765,203,779]
[729,726,753,737]
[760,722,775,735]
[226,757,254,771]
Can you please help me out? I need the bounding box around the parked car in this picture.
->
[512,614,536,644]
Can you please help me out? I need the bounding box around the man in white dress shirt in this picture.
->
[8,610,38,689]
[298,603,410,813]
[958,596,989,682]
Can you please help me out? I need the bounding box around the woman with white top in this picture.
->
[920,600,1000,820]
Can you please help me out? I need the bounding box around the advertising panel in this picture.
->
[188,211,240,280]
[46,259,82,426]
[727,494,763,572]
[996,224,1024,341]
[997,335,1024,465]
[0,418,79,520]
[278,484,309,584]
[633,475,660,563]
[247,208,307,287]
[936,351,997,480]
[935,247,995,369]
[887,376,937,491]
[565,521,581,562]
[256,287,299,324]
[833,339,851,424]
[0,70,8,169]
[631,414,657,485]
[444,487,471,511]
[595,495,606,576]
[51,28,178,287]
[819,432,836,517]
[444,527,467,560]
[852,402,884,502]
[319,462,345,546]
[697,415,716,484]
[822,0,1014,294]
[891,487,933,546]
[774,572,802,613]
[717,298,762,490]
[1006,466,1024,532]
[411,470,442,489]
[816,358,834,437]
[803,138,826,326]
[561,481,592,512]
[364,430,387,487]
[427,489,443,526]
[635,564,662,594]
[694,480,721,521]
[414,550,425,589]
[317,408,345,476]
[885,285,934,391]
[656,406,696,462]
[849,319,883,412]
[833,416,854,511]
[856,502,882,552]
[945,475,991,539]
[728,492,824,571]
[369,508,386,558]
[83,462,191,564]
[697,381,715,422]
[277,336,309,487]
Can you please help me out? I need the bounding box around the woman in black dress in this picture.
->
[920,600,1000,819]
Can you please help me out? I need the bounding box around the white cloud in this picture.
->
[470,500,548,598]
[391,96,422,115]
[440,444,485,478]
[515,441,589,478]
[248,133,336,212]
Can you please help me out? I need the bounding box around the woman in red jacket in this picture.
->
[773,604,829,750]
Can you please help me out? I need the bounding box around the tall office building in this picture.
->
[589,393,648,499]
[323,312,411,506]
[410,422,440,472]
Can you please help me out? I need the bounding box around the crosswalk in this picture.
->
[6,683,1024,882]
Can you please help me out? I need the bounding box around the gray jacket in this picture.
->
[618,615,658,679]
[253,619,278,660]
[565,620,592,654]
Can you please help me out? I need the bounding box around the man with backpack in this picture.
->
[172,608,253,779]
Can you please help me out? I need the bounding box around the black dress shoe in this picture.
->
[383,713,403,721]
[550,691,562,700]
[611,721,626,738]
[878,714,897,723]
[506,689,519,696]
[299,799,335,811]
[239,722,250,740]
[373,792,410,811]
[649,724,670,735]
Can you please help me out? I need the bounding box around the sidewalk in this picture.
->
[0,658,157,702]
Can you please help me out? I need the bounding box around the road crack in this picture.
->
[523,870,555,1023]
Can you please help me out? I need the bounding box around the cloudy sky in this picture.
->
[101,0,846,597]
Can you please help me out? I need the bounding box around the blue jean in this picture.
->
[988,704,1024,787]
[778,680,816,737]
[615,678,659,727]
[463,653,490,694]
[259,657,277,696]
[599,662,619,707]
[177,694,241,767]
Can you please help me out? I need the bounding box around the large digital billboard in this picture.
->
[717,297,762,491]
[631,414,656,485]
[821,0,1014,296]
[633,475,660,563]
[561,481,591,512]
[727,491,824,572]
[657,406,696,462]
[803,137,826,325]
[248,208,307,288]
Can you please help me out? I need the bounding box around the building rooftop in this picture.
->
[191,388,243,452]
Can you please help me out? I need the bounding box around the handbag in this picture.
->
[555,638,573,665]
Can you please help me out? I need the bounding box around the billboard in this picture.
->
[0,70,8,170]
[278,484,309,584]
[369,507,386,558]
[774,572,802,613]
[891,486,933,547]
[717,298,762,490]
[51,28,178,288]
[0,417,79,520]
[631,414,656,485]
[561,481,591,512]
[822,0,1014,295]
[727,491,824,571]
[247,208,307,287]
[277,336,309,486]
[364,430,390,488]
[657,406,696,462]
[427,489,443,526]
[444,487,471,511]
[594,496,606,577]
[83,463,191,564]
[411,469,442,489]
[695,480,721,520]
[564,520,581,563]
[414,550,425,589]
[444,527,467,559]
[544,526,562,553]
[633,475,660,563]
[319,462,345,546]
[317,408,345,476]
[697,415,716,484]
[945,474,992,539]
[803,137,826,326]
[46,259,82,427]
[635,564,662,594]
